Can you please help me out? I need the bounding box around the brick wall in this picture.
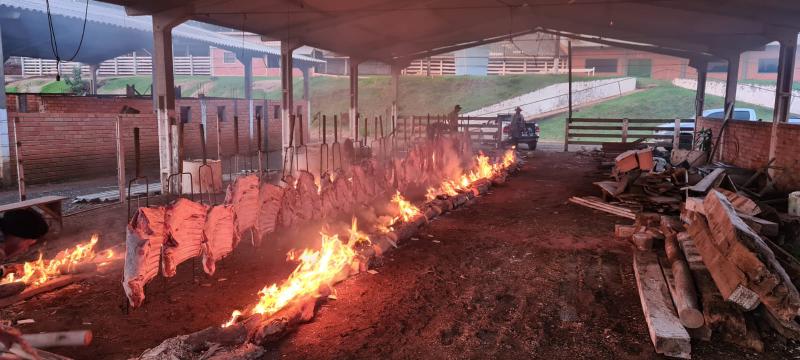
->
[4,95,309,184]
[696,117,800,191]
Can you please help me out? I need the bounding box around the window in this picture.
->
[758,58,779,73]
[273,105,281,119]
[585,59,618,73]
[255,105,263,120]
[223,51,236,64]
[217,106,226,122]
[708,61,728,73]
[180,106,191,123]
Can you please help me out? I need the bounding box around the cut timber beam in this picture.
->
[704,190,800,321]
[687,168,725,194]
[687,214,760,310]
[569,196,636,220]
[633,251,691,359]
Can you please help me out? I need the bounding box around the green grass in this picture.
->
[40,81,71,94]
[5,86,18,93]
[97,76,279,97]
[283,74,588,117]
[538,81,775,141]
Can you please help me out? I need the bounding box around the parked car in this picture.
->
[654,107,758,137]
[497,114,540,150]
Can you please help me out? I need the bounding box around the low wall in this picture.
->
[673,78,800,116]
[464,77,637,117]
[9,112,283,184]
[696,117,800,191]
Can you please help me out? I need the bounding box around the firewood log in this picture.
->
[0,282,26,298]
[58,262,97,276]
[124,207,166,308]
[22,330,92,348]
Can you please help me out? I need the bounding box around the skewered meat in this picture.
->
[224,175,260,243]
[255,183,285,245]
[162,199,207,277]
[279,176,298,228]
[294,171,322,222]
[350,164,372,204]
[124,207,166,307]
[319,172,337,219]
[201,205,235,276]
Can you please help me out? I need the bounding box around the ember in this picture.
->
[1,234,100,286]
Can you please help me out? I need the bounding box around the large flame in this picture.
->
[392,191,421,222]
[1,234,100,286]
[425,149,515,200]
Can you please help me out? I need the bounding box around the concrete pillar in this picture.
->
[349,59,361,140]
[769,33,797,167]
[0,24,10,185]
[89,64,99,95]
[723,55,740,119]
[152,13,185,193]
[280,41,298,151]
[242,54,254,151]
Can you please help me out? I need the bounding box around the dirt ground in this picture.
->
[0,151,795,359]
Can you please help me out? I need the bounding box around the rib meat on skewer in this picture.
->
[124,207,166,307]
[162,199,207,277]
[294,171,322,222]
[224,175,260,244]
[201,205,235,276]
[255,183,285,245]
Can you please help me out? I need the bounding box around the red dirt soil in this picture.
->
[0,151,795,359]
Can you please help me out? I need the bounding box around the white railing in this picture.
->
[401,56,586,76]
[20,54,212,76]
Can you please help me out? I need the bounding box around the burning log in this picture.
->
[202,205,235,276]
[470,178,491,197]
[163,199,207,278]
[124,207,166,308]
[22,330,92,348]
[58,262,97,276]
[0,282,26,298]
[255,184,284,246]
[225,175,260,243]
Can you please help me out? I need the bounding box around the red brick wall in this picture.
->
[4,95,310,184]
[696,117,800,191]
[209,47,309,77]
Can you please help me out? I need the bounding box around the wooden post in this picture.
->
[116,117,126,204]
[673,118,681,149]
[622,118,629,144]
[12,117,24,201]
[563,117,570,152]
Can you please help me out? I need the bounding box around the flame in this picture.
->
[222,310,242,328]
[424,149,516,202]
[1,234,100,286]
[347,217,371,246]
[425,187,438,202]
[376,215,398,233]
[392,191,421,222]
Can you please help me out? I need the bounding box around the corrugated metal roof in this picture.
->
[0,0,323,64]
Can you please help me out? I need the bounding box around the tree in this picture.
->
[64,66,89,95]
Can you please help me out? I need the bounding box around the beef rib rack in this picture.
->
[124,207,166,307]
[201,205,235,276]
[162,199,207,277]
[225,175,260,244]
[255,183,285,246]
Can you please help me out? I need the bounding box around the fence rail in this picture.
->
[401,56,593,76]
[564,117,695,150]
[20,55,212,76]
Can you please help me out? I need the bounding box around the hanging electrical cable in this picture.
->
[45,0,90,81]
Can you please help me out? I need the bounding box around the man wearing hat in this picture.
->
[509,107,525,147]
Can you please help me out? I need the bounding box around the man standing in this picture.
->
[509,107,524,147]
[447,104,461,131]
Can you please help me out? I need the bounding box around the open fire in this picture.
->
[0,234,108,286]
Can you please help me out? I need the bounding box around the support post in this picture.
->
[89,64,99,95]
[723,56,740,120]
[695,65,707,118]
[768,33,797,171]
[0,23,10,185]
[152,12,185,194]
[564,40,573,152]
[116,118,126,204]
[11,117,24,201]
[280,41,298,153]
[390,65,401,125]
[349,58,361,140]
[242,54,254,158]
[301,66,310,101]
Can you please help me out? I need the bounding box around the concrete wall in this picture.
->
[696,117,800,191]
[673,78,800,116]
[464,77,637,117]
[3,95,308,184]
[570,47,694,80]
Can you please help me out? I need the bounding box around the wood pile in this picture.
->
[589,147,800,357]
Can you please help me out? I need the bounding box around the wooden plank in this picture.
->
[633,251,691,359]
[738,213,779,237]
[0,196,66,212]
[568,196,636,219]
[687,168,725,194]
[704,190,800,321]
[715,188,760,216]
[569,118,693,124]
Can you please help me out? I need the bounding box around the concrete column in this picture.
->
[349,59,361,140]
[723,55,740,119]
[769,33,798,166]
[301,66,310,101]
[152,13,184,193]
[0,24,10,185]
[280,41,297,151]
[89,64,99,95]
[242,54,254,151]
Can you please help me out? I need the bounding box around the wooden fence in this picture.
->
[391,115,502,150]
[20,55,212,76]
[402,56,595,76]
[564,118,695,150]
